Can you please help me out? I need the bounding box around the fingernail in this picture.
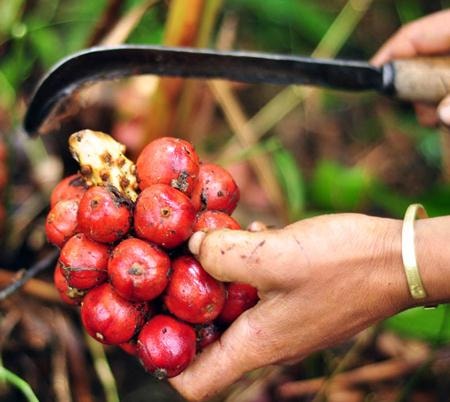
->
[188,231,206,255]
[247,221,267,232]
[438,102,450,126]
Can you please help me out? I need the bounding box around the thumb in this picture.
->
[188,229,286,288]
[438,94,450,127]
[169,307,275,401]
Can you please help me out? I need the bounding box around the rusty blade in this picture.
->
[24,45,391,136]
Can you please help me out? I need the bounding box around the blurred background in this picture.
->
[1,0,450,401]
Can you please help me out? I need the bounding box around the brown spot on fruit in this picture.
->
[100,169,110,181]
[120,177,130,189]
[80,165,93,177]
[160,207,170,218]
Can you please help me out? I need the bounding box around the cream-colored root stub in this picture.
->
[69,129,138,201]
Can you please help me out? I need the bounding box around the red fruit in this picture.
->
[136,137,200,195]
[53,263,85,305]
[134,184,195,249]
[59,233,110,290]
[165,256,225,324]
[78,186,132,243]
[137,314,196,379]
[108,238,170,302]
[219,283,259,324]
[196,323,221,351]
[81,283,148,345]
[119,340,137,355]
[191,163,240,214]
[45,199,79,248]
[193,210,241,232]
[50,174,88,208]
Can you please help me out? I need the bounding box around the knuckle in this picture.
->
[397,22,416,38]
[199,231,222,266]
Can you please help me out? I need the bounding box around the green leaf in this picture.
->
[227,0,333,50]
[368,182,450,219]
[0,38,35,92]
[395,0,423,23]
[126,8,164,44]
[0,0,25,38]
[418,134,441,168]
[0,70,16,109]
[384,305,450,343]
[309,160,372,211]
[272,143,305,220]
[417,185,450,217]
[368,182,412,218]
[28,28,64,68]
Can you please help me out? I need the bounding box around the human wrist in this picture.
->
[414,216,450,305]
[367,215,413,314]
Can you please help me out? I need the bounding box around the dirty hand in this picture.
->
[169,213,416,401]
[371,9,450,126]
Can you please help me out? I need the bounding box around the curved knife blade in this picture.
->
[23,45,388,136]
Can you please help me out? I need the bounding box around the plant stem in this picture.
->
[142,0,205,145]
[0,366,40,402]
[84,333,120,402]
[174,0,224,136]
[0,248,59,301]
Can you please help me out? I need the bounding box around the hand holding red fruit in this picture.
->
[47,131,260,388]
[170,214,421,401]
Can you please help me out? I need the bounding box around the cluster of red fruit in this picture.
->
[46,136,258,379]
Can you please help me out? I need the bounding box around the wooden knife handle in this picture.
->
[393,56,450,103]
